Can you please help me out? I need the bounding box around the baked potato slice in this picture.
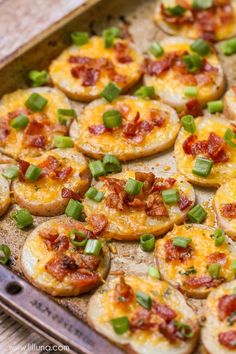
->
[224,86,236,120]
[0,172,11,217]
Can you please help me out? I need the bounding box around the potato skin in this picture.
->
[0,173,11,217]
[223,87,236,121]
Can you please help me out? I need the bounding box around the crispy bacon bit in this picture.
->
[86,213,108,235]
[61,187,81,201]
[135,171,156,184]
[89,124,109,135]
[221,203,236,219]
[73,253,100,271]
[130,308,153,331]
[153,177,176,192]
[149,109,166,127]
[153,301,177,322]
[8,108,29,120]
[145,191,169,217]
[208,132,226,159]
[27,135,46,148]
[159,321,179,342]
[69,271,100,288]
[45,254,78,281]
[218,295,236,321]
[184,275,224,288]
[116,103,131,118]
[218,330,236,349]
[23,120,46,148]
[165,239,193,262]
[38,156,72,181]
[185,99,203,118]
[0,120,10,143]
[71,66,100,86]
[114,276,133,303]
[56,166,72,181]
[18,159,30,175]
[114,42,133,64]
[178,193,192,211]
[144,53,177,76]
[206,252,227,266]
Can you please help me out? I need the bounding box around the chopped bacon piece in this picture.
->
[0,120,10,143]
[89,124,109,135]
[144,53,177,76]
[130,308,153,331]
[186,99,203,118]
[149,109,166,127]
[71,66,100,86]
[218,330,236,349]
[116,103,130,118]
[184,275,224,288]
[114,42,133,64]
[218,295,236,321]
[159,321,178,342]
[45,254,78,281]
[152,177,176,192]
[69,271,100,289]
[165,239,193,262]
[86,213,108,235]
[8,108,29,120]
[153,301,177,322]
[18,159,30,175]
[26,135,46,148]
[221,203,236,219]
[145,191,169,217]
[23,120,47,148]
[61,187,81,201]
[206,252,227,266]
[41,232,69,253]
[178,193,192,211]
[73,253,100,271]
[39,156,72,181]
[135,171,156,184]
[114,276,133,303]
[207,132,226,159]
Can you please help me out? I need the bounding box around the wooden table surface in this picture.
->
[0,1,85,352]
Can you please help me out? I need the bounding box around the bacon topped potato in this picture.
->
[154,0,236,41]
[70,96,180,161]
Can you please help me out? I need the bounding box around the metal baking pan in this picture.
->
[0,0,236,352]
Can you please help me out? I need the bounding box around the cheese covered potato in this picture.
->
[155,224,236,298]
[70,96,180,161]
[0,173,11,217]
[0,87,72,159]
[224,86,236,120]
[21,217,110,297]
[154,0,236,41]
[49,36,143,101]
[143,37,225,110]
[202,280,236,353]
[175,115,236,187]
[88,275,199,354]
[83,171,195,240]
[12,148,91,216]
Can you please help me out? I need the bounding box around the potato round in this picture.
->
[155,224,236,298]
[0,173,11,216]
[12,148,91,216]
[144,37,225,110]
[49,36,143,101]
[83,171,195,240]
[224,86,236,120]
[70,96,180,161]
[175,115,236,187]
[0,87,72,159]
[154,0,236,41]
[21,217,110,297]
[88,275,199,354]
[202,280,236,354]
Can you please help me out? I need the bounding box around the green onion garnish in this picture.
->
[103,110,122,128]
[181,115,196,133]
[54,135,74,148]
[69,229,87,247]
[162,189,179,204]
[102,154,122,173]
[71,32,89,46]
[184,86,198,97]
[192,0,213,9]
[207,100,223,113]
[135,86,155,99]
[166,5,186,16]
[25,93,48,112]
[136,290,152,309]
[140,234,155,252]
[84,239,102,256]
[89,160,106,179]
[101,82,121,103]
[173,236,192,248]
[25,164,42,181]
[148,266,160,279]
[12,208,33,229]
[102,27,121,48]
[111,316,129,335]
[190,38,211,56]
[231,260,236,272]
[174,321,194,338]
[2,166,19,180]
[183,54,202,73]
[187,204,207,223]
[10,114,29,130]
[0,244,10,264]
[57,108,77,125]
[125,178,143,195]
[150,42,164,57]
[220,38,236,56]
[192,157,213,177]
[65,199,84,220]
[208,263,221,278]
[224,128,236,147]
[85,187,104,202]
[28,70,49,87]
[213,228,225,246]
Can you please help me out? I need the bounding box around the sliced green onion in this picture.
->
[192,157,213,177]
[84,239,102,256]
[148,266,160,279]
[208,263,221,278]
[125,178,143,196]
[231,260,236,272]
[69,229,87,247]
[65,199,84,220]
[187,204,207,223]
[166,5,186,16]
[111,316,129,335]
[192,0,213,9]
[0,244,10,264]
[150,42,164,57]
[162,189,179,204]
[54,135,74,148]
[190,38,211,56]
[2,166,19,180]
[28,70,49,87]
[135,86,155,99]
[136,290,152,309]
[25,164,42,181]
[101,82,121,102]
[184,86,198,97]
[173,236,192,248]
[57,108,77,125]
[25,93,48,112]
[220,38,236,56]
[207,100,223,113]
[102,27,121,48]
[12,208,33,229]
[71,32,89,46]
[89,160,106,179]
[183,54,202,73]
[11,114,29,129]
[85,187,104,202]
[102,154,122,173]
[140,234,155,252]
[181,115,196,133]
[224,128,236,147]
[103,110,122,128]
[174,321,194,338]
[213,228,225,246]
